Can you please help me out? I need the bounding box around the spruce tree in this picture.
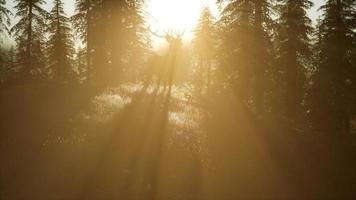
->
[0,46,6,84]
[124,0,150,80]
[72,0,99,82]
[102,0,138,82]
[309,0,355,136]
[217,0,274,115]
[0,0,11,34]
[217,0,255,101]
[276,0,314,119]
[251,0,274,115]
[11,0,47,80]
[75,47,87,83]
[73,0,149,85]
[193,6,216,94]
[48,0,74,83]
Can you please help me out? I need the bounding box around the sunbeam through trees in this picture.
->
[0,0,356,199]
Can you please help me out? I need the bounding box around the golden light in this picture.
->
[145,0,218,49]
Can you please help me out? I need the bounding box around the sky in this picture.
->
[3,0,325,48]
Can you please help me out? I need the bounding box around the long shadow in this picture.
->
[78,82,176,200]
[142,89,204,200]
[137,89,172,200]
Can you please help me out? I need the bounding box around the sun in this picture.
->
[145,0,218,48]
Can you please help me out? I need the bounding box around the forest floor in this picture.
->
[0,83,356,200]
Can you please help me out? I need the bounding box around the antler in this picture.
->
[148,26,185,44]
[148,26,167,38]
[172,28,185,38]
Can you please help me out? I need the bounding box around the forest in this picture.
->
[0,0,355,199]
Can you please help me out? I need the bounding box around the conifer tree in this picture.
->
[73,0,149,85]
[251,0,274,115]
[217,0,255,99]
[11,0,47,80]
[72,0,99,82]
[0,0,11,34]
[0,46,6,84]
[193,6,216,94]
[48,0,74,83]
[124,0,150,78]
[309,0,355,136]
[217,0,274,115]
[102,0,145,82]
[276,0,313,119]
[75,47,87,83]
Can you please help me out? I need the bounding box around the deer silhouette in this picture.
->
[145,28,184,94]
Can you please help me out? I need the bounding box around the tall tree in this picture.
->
[0,46,7,84]
[251,0,274,115]
[102,0,148,83]
[73,0,149,85]
[193,6,216,94]
[72,0,99,83]
[276,0,313,119]
[309,0,356,136]
[217,0,274,115]
[0,0,11,34]
[217,0,255,101]
[100,0,127,84]
[124,0,150,80]
[11,0,47,80]
[48,0,74,83]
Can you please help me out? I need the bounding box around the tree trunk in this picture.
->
[26,2,33,75]
[254,0,265,116]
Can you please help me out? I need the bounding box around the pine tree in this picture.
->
[0,0,11,34]
[0,46,16,84]
[100,0,126,84]
[217,0,255,100]
[217,0,274,115]
[309,0,355,136]
[102,0,141,82]
[11,0,48,80]
[276,0,313,119]
[83,0,149,84]
[124,0,150,80]
[72,0,99,82]
[0,46,6,84]
[73,0,149,85]
[193,6,216,94]
[7,46,16,76]
[48,0,74,83]
[251,0,274,115]
[75,47,87,83]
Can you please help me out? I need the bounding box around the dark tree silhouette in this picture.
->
[276,0,313,119]
[0,46,7,84]
[11,0,47,80]
[72,0,99,83]
[48,0,75,83]
[73,0,148,85]
[102,0,149,83]
[0,0,11,34]
[193,6,216,95]
[217,0,255,101]
[309,0,355,136]
[217,0,274,116]
[124,0,150,80]
[251,0,274,115]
